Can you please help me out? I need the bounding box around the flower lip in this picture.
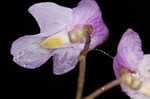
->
[39,30,70,49]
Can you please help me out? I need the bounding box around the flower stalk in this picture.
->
[83,77,123,99]
[75,26,91,99]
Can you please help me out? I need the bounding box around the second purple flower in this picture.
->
[113,29,150,99]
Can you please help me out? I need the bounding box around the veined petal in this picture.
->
[11,35,55,69]
[72,0,109,50]
[28,2,73,34]
[115,29,144,70]
[88,15,109,49]
[53,48,80,75]
[73,0,100,25]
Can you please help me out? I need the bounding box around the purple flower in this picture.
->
[11,0,109,75]
[113,29,150,99]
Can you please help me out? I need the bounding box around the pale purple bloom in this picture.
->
[113,29,150,99]
[11,0,109,75]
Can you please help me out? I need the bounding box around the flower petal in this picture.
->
[137,54,150,78]
[28,2,73,34]
[113,57,121,78]
[53,48,80,75]
[11,35,55,69]
[72,0,109,50]
[73,0,100,25]
[115,29,144,70]
[88,15,109,49]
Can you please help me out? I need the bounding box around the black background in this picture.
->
[7,0,150,99]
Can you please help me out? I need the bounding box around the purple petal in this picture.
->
[28,2,73,34]
[73,0,109,49]
[53,48,80,75]
[11,35,55,69]
[88,15,109,49]
[73,0,100,25]
[114,29,144,73]
[113,57,121,78]
[137,54,150,78]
